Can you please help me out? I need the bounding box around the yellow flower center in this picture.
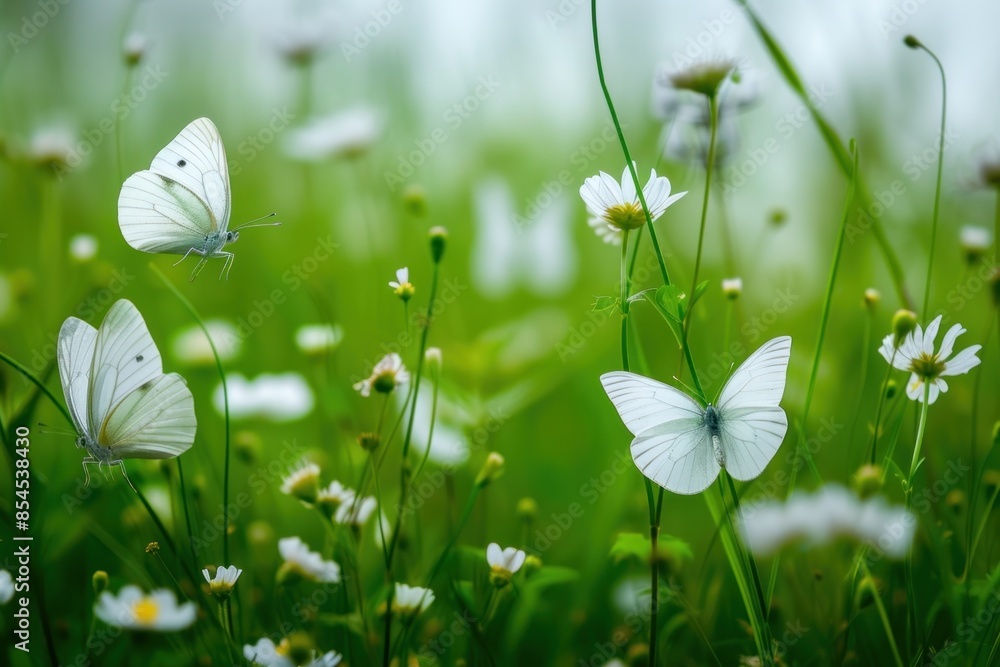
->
[275,638,291,656]
[131,597,160,625]
[602,202,647,231]
[372,370,398,393]
[909,352,946,381]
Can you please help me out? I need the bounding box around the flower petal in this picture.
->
[937,323,966,361]
[940,345,982,376]
[922,316,943,355]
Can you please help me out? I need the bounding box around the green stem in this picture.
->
[152,265,232,566]
[869,351,897,465]
[903,383,931,648]
[590,0,670,288]
[620,229,631,370]
[176,457,198,571]
[0,350,73,427]
[859,560,905,667]
[115,66,135,186]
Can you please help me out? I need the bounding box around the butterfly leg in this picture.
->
[81,458,99,487]
[218,251,235,281]
[115,461,138,493]
[188,254,211,282]
[173,247,201,267]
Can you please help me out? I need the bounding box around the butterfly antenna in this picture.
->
[231,212,281,231]
[671,376,705,405]
[37,422,77,437]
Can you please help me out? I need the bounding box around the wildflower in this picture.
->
[92,570,109,596]
[425,347,442,381]
[853,464,883,500]
[216,373,315,421]
[356,432,380,451]
[172,320,242,365]
[429,226,448,263]
[122,32,146,66]
[284,107,383,161]
[295,324,343,355]
[27,126,76,172]
[281,462,321,505]
[960,226,991,265]
[0,570,13,604]
[203,565,242,601]
[864,288,881,309]
[486,543,526,587]
[388,267,415,301]
[579,165,686,245]
[272,14,337,66]
[69,234,98,262]
[722,277,742,300]
[244,636,343,667]
[145,542,160,555]
[878,315,981,404]
[663,59,736,99]
[392,583,434,616]
[335,495,377,527]
[317,480,355,517]
[353,354,409,397]
[93,585,196,631]
[277,537,341,584]
[739,484,915,558]
[890,309,918,346]
[475,452,505,487]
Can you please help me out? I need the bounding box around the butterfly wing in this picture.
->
[716,336,791,481]
[118,117,230,254]
[57,316,98,437]
[601,372,719,495]
[87,300,164,437]
[100,373,196,459]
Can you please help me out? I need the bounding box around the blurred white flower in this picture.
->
[243,637,342,667]
[203,565,242,600]
[272,12,338,66]
[388,266,415,301]
[353,354,409,397]
[278,537,341,583]
[27,126,77,171]
[285,107,383,161]
[172,320,242,366]
[0,570,13,604]
[335,495,377,526]
[93,585,196,631]
[960,225,991,264]
[392,583,434,615]
[295,324,343,355]
[395,383,470,466]
[878,315,981,404]
[486,543,525,587]
[122,32,147,65]
[69,234,98,262]
[217,373,315,421]
[281,462,322,504]
[740,485,915,558]
[471,177,576,299]
[722,277,742,299]
[317,480,355,507]
[579,165,686,245]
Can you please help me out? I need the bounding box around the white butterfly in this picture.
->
[57,299,197,483]
[600,336,791,495]
[117,117,279,281]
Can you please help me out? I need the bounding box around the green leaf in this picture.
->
[692,280,710,308]
[592,296,618,313]
[610,532,650,564]
[655,284,686,322]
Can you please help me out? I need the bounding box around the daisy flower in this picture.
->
[334,495,377,527]
[281,462,322,505]
[69,234,98,262]
[579,165,686,245]
[203,565,242,601]
[960,225,991,264]
[284,107,383,161]
[216,373,315,421]
[277,537,341,584]
[486,543,526,587]
[172,320,242,365]
[295,324,343,355]
[739,484,915,558]
[388,267,415,301]
[722,277,742,300]
[878,315,981,404]
[243,637,343,667]
[392,583,434,616]
[317,480,355,517]
[353,354,409,397]
[93,585,197,631]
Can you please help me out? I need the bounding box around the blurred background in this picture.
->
[1,0,999,664]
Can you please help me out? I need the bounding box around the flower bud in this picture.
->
[903,34,922,49]
[863,288,880,309]
[891,309,918,346]
[425,347,442,382]
[475,452,505,488]
[123,32,147,66]
[234,431,262,465]
[357,432,380,451]
[885,379,898,400]
[960,226,991,266]
[722,277,742,300]
[517,497,538,522]
[92,570,109,595]
[403,184,427,217]
[286,632,314,666]
[668,60,735,98]
[853,464,883,500]
[429,226,448,263]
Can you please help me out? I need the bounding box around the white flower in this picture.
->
[172,320,242,365]
[278,537,341,583]
[317,480,355,507]
[388,267,415,301]
[335,495,377,526]
[0,570,13,604]
[579,165,686,245]
[878,315,981,404]
[396,383,470,466]
[486,543,526,587]
[122,32,147,65]
[281,462,322,504]
[27,126,77,171]
[93,585,196,631]
[272,12,338,66]
[217,373,315,421]
[243,637,343,667]
[722,277,742,299]
[69,234,98,262]
[295,324,343,355]
[203,565,242,600]
[353,354,409,397]
[960,225,991,262]
[739,485,915,558]
[392,583,434,615]
[285,107,383,161]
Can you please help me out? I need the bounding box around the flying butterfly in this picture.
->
[57,299,197,484]
[600,336,791,495]
[117,117,279,281]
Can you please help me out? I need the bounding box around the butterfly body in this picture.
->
[601,336,791,495]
